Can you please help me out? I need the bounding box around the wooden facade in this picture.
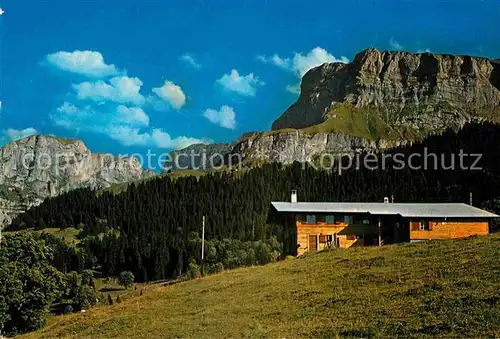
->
[295,214,490,255]
[296,214,379,255]
[409,219,489,241]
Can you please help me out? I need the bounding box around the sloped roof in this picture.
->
[270,202,499,218]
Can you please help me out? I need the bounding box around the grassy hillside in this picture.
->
[301,102,419,141]
[20,234,500,338]
[6,227,81,246]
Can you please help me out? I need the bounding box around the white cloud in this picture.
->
[258,47,348,92]
[0,8,5,16]
[45,50,120,78]
[150,129,209,149]
[256,55,267,63]
[257,54,290,69]
[57,101,78,114]
[5,128,38,141]
[116,105,149,127]
[389,38,404,51]
[285,83,301,95]
[179,54,201,69]
[107,126,209,149]
[46,52,206,150]
[216,69,264,96]
[259,47,348,77]
[51,101,205,150]
[52,102,92,129]
[52,102,149,129]
[203,105,236,129]
[73,76,145,105]
[417,48,431,53]
[152,81,186,109]
[292,47,349,77]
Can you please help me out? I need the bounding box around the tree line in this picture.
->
[8,122,500,283]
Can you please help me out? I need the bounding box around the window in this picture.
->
[325,215,335,224]
[317,215,326,223]
[343,215,354,224]
[319,234,331,243]
[420,220,430,231]
[321,234,333,247]
[306,214,316,224]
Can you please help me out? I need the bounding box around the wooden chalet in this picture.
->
[271,190,498,255]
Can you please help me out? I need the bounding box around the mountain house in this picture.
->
[271,190,498,255]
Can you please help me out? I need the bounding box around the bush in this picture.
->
[73,285,97,311]
[187,262,201,279]
[187,237,283,274]
[81,270,95,288]
[255,242,271,265]
[214,262,224,273]
[63,305,74,314]
[66,271,79,299]
[0,232,67,336]
[118,271,135,289]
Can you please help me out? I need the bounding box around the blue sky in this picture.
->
[0,0,499,165]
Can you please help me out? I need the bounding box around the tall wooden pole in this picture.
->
[201,215,205,276]
[378,218,382,247]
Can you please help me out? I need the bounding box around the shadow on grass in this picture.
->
[99,287,124,292]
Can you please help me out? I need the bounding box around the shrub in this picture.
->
[187,262,201,279]
[81,270,95,288]
[73,285,97,311]
[118,271,135,289]
[63,305,74,314]
[66,271,79,299]
[255,242,271,265]
[214,262,224,273]
[0,232,67,336]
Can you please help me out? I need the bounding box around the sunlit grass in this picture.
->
[20,234,500,338]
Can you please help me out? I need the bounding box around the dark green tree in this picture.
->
[0,232,66,336]
[73,285,97,311]
[118,271,135,289]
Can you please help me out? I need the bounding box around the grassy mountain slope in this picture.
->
[21,235,500,338]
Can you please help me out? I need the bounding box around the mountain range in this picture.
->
[166,48,500,167]
[0,135,153,226]
[1,48,500,226]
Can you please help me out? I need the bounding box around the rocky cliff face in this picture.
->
[0,135,154,227]
[229,130,406,164]
[272,48,500,134]
[167,49,500,169]
[163,143,232,171]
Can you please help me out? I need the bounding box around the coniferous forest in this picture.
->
[8,123,500,282]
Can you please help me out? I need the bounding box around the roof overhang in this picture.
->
[270,202,499,219]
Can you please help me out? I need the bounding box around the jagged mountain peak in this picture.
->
[0,134,153,227]
[272,49,500,136]
[11,134,84,147]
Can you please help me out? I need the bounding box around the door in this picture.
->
[308,235,317,252]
